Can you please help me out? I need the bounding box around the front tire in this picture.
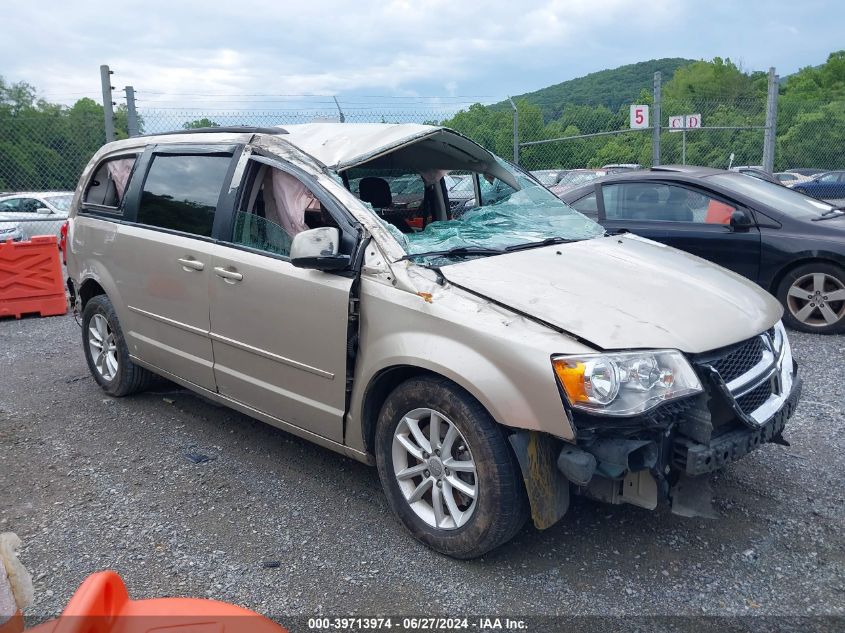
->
[776,263,845,334]
[81,295,153,396]
[375,376,528,559]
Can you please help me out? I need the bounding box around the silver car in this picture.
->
[0,191,73,240]
[65,124,801,558]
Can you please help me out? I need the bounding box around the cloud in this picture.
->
[1,0,841,113]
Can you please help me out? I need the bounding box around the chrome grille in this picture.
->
[735,380,773,415]
[699,326,793,427]
[711,336,765,384]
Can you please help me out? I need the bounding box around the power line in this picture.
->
[137,91,500,99]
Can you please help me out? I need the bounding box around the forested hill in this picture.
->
[494,58,695,119]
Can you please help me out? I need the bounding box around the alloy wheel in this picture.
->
[786,272,845,328]
[392,408,478,530]
[88,313,119,381]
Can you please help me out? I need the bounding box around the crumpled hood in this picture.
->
[439,234,782,353]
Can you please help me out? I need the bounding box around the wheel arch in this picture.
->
[769,256,845,295]
[360,365,453,456]
[78,277,107,308]
[357,360,533,458]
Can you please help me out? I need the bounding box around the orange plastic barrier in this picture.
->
[27,571,287,633]
[0,236,67,319]
[0,611,23,633]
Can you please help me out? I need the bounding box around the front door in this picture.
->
[208,159,355,442]
[598,180,762,282]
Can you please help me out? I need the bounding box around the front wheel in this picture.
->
[375,376,528,559]
[777,263,845,334]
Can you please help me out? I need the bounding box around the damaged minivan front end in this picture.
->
[547,320,800,522]
[439,241,801,527]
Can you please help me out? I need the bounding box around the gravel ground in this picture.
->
[1,313,843,626]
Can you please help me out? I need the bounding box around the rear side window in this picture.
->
[569,192,598,219]
[137,154,232,237]
[85,156,138,210]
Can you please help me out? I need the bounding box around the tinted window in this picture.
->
[707,172,840,220]
[137,154,232,237]
[602,182,736,224]
[570,192,598,219]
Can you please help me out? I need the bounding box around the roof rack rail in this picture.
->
[144,126,288,137]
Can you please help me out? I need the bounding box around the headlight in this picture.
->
[0,226,16,235]
[552,350,703,416]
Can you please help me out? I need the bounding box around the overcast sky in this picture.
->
[2,0,843,114]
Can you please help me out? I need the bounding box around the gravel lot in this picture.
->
[1,313,843,626]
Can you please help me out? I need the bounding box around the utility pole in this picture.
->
[333,96,346,123]
[99,65,116,142]
[652,71,661,166]
[762,67,779,174]
[124,86,139,137]
[508,97,519,165]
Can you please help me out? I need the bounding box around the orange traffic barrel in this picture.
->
[27,571,287,633]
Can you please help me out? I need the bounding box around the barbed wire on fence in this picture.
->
[2,82,844,194]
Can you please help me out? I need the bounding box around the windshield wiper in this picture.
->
[504,236,579,252]
[397,246,504,262]
[811,206,845,221]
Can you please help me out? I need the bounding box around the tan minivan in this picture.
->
[66,124,801,558]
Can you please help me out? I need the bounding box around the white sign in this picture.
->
[630,104,649,129]
[669,113,703,131]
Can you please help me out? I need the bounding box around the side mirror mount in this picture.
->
[730,209,753,231]
[36,207,52,215]
[290,227,350,271]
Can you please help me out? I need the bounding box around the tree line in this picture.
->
[440,52,845,172]
[1,52,843,192]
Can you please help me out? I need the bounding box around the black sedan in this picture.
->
[561,165,845,334]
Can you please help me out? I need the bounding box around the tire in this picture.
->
[81,294,154,396]
[776,262,845,334]
[375,376,528,559]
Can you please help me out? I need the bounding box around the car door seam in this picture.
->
[127,305,208,337]
[207,331,335,379]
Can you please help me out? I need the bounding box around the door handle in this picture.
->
[177,257,204,271]
[214,266,243,282]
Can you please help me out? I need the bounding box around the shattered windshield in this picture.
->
[380,158,604,264]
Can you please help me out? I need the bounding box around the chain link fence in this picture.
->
[1,77,844,213]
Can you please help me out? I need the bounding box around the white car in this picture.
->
[0,191,74,241]
[774,172,812,188]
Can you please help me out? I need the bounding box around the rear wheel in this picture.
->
[82,295,154,396]
[375,376,528,559]
[777,263,845,334]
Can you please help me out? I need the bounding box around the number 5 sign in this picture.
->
[630,105,649,129]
